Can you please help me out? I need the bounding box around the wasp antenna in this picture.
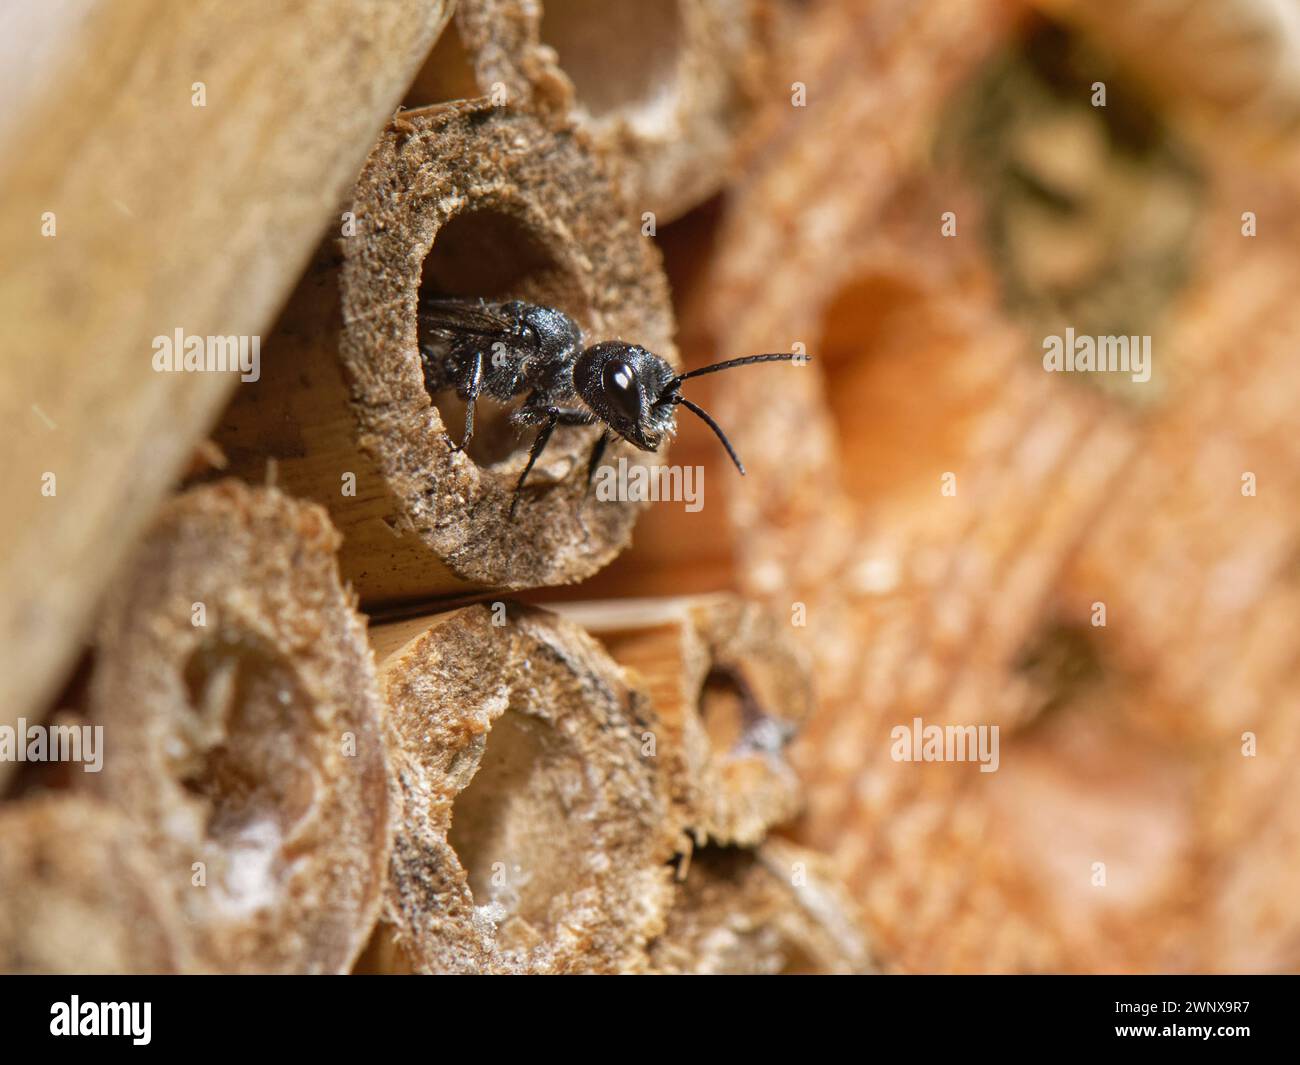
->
[675,396,746,475]
[665,352,807,392]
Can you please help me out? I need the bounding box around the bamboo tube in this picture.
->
[0,795,190,974]
[549,595,809,847]
[85,481,391,974]
[363,603,677,974]
[0,0,453,786]
[214,101,677,609]
[650,840,873,974]
[402,0,772,221]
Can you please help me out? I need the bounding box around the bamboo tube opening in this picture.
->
[370,604,676,972]
[431,0,765,221]
[416,205,588,468]
[215,102,674,605]
[328,102,675,599]
[699,669,748,752]
[87,482,391,974]
[699,665,792,759]
[420,206,572,298]
[177,632,318,859]
[540,0,684,127]
[550,595,809,846]
[940,16,1203,373]
[445,704,601,950]
[650,841,872,975]
[816,274,981,508]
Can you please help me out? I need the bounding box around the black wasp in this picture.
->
[417,296,806,516]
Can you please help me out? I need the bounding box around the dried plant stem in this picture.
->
[0,795,190,974]
[650,839,873,974]
[86,482,391,974]
[550,594,810,847]
[406,0,772,220]
[364,603,678,974]
[215,101,676,609]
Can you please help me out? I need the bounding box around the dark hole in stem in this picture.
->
[417,209,585,467]
[446,708,585,953]
[700,665,790,757]
[1014,621,1105,725]
[179,631,317,903]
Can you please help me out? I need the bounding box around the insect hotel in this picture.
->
[2,0,1298,979]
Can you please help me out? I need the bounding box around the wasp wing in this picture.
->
[417,297,517,338]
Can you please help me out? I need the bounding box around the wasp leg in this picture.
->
[512,399,595,428]
[448,347,484,453]
[585,432,610,488]
[511,412,557,519]
[509,406,596,518]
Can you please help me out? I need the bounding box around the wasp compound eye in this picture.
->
[602,358,644,425]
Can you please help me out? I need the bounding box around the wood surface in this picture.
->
[0,0,454,783]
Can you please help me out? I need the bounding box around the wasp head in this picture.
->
[575,342,807,472]
[574,341,678,451]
